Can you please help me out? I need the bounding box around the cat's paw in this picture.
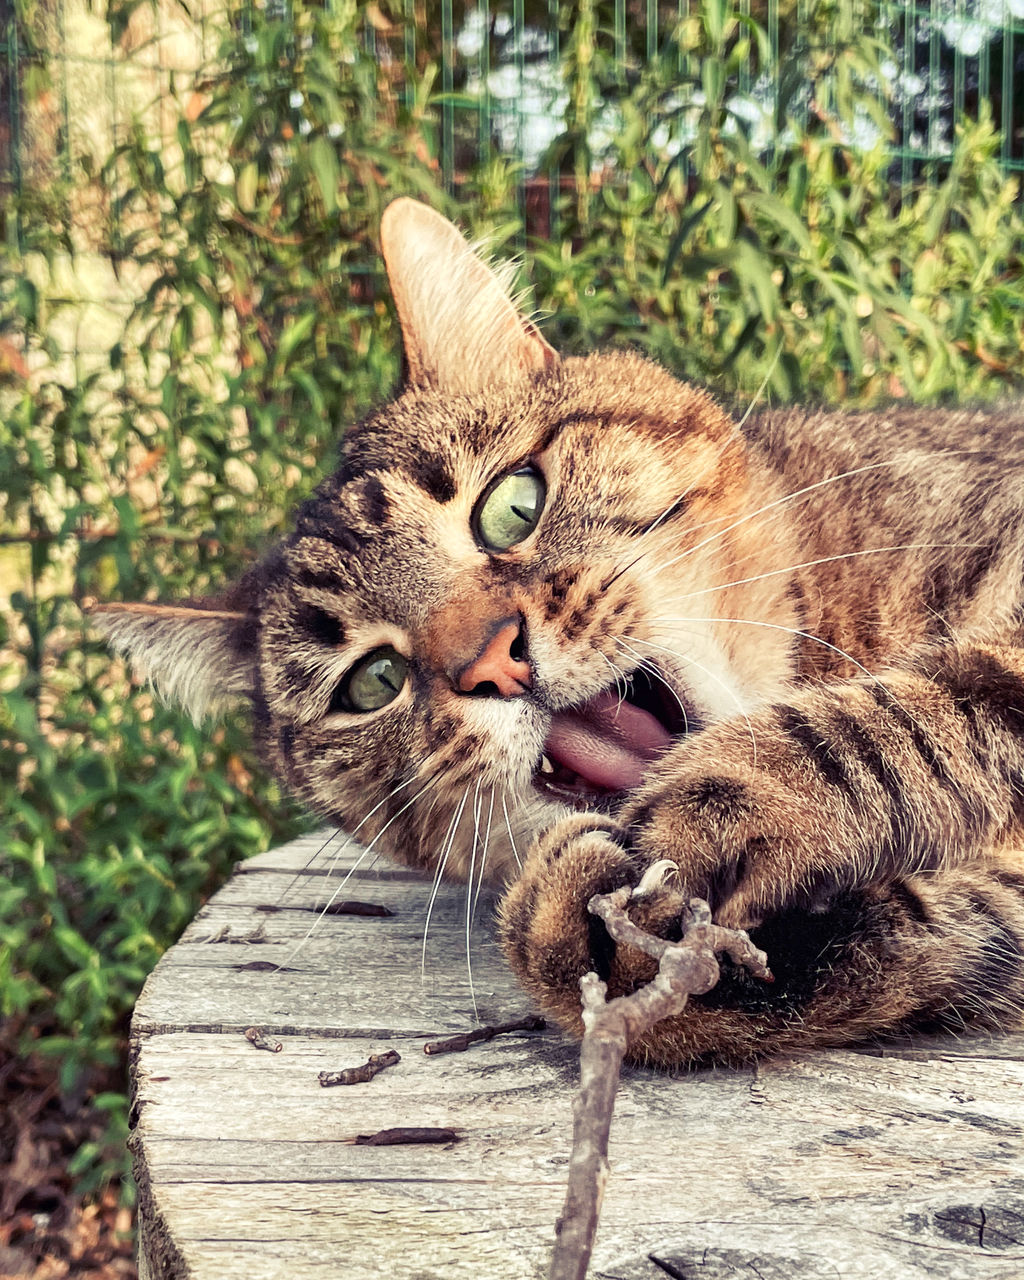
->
[497,813,689,1034]
[622,766,828,933]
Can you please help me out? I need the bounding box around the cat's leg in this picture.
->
[501,832,1024,1063]
[499,640,1024,1061]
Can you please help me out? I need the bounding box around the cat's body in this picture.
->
[96,199,1024,1064]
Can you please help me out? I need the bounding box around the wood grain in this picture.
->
[132,830,1024,1279]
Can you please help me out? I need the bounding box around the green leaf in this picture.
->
[308,136,340,215]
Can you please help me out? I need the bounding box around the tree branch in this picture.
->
[548,876,772,1280]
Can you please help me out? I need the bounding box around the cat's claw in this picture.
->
[633,858,681,897]
[498,814,692,1038]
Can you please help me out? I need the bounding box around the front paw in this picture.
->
[497,813,688,1035]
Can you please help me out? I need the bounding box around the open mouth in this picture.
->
[533,664,701,809]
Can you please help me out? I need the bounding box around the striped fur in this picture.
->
[94,200,1024,1064]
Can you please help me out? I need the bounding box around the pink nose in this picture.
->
[456,620,531,698]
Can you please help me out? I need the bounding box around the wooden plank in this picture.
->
[132,830,1024,1279]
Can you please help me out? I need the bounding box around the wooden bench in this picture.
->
[131,829,1024,1278]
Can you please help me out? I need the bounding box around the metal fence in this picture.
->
[3,0,1024,221]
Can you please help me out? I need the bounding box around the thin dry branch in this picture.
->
[423,1015,546,1056]
[318,1049,401,1087]
[548,869,772,1280]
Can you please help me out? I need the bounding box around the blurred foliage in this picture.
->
[534,0,1024,402]
[2,0,1024,1199]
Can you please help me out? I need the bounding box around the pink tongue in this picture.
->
[544,689,673,792]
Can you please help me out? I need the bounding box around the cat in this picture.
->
[93,197,1024,1066]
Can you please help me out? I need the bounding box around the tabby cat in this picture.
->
[94,198,1024,1065]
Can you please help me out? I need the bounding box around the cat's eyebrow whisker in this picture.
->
[637,477,702,540]
[659,542,986,605]
[600,454,951,595]
[620,634,759,766]
[736,335,783,429]
[421,784,471,983]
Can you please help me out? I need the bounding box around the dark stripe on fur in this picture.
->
[866,684,978,836]
[935,650,1024,742]
[779,706,854,791]
[405,456,457,504]
[888,877,934,926]
[295,604,345,649]
[832,709,911,860]
[960,888,1024,1013]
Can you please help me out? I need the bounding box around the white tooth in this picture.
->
[540,755,555,774]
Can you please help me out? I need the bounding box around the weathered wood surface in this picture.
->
[132,829,1024,1280]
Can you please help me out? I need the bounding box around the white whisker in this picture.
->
[652,614,919,724]
[464,779,485,1018]
[471,787,496,924]
[502,790,522,870]
[615,637,692,733]
[736,337,782,429]
[620,634,760,766]
[652,454,966,581]
[276,769,444,970]
[661,542,984,606]
[422,785,471,982]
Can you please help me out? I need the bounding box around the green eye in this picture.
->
[474,465,546,552]
[332,646,408,714]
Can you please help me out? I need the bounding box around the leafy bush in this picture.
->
[531,0,1024,403]
[2,0,1024,1199]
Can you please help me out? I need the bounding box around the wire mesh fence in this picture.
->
[3,0,1024,233]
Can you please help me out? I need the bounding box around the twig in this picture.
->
[320,900,395,917]
[244,1026,282,1053]
[352,1127,459,1146]
[423,1015,546,1056]
[197,922,268,944]
[318,1049,401,1087]
[548,874,772,1280]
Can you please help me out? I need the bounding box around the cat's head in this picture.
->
[93,199,798,883]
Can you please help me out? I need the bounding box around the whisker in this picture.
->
[652,454,967,581]
[271,824,347,909]
[736,336,783,429]
[605,452,967,596]
[615,637,692,733]
[620,634,759,767]
[660,542,985,606]
[311,745,450,888]
[502,790,522,870]
[652,614,919,723]
[597,649,630,705]
[421,785,471,982]
[464,779,485,1018]
[471,787,496,925]
[276,769,444,970]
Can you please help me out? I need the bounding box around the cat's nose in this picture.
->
[455,618,531,698]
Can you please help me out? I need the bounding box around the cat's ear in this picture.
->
[88,579,258,722]
[380,197,557,394]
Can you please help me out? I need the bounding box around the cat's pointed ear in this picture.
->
[88,582,258,722]
[380,197,557,394]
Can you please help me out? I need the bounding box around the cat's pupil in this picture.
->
[474,465,546,552]
[333,647,409,714]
